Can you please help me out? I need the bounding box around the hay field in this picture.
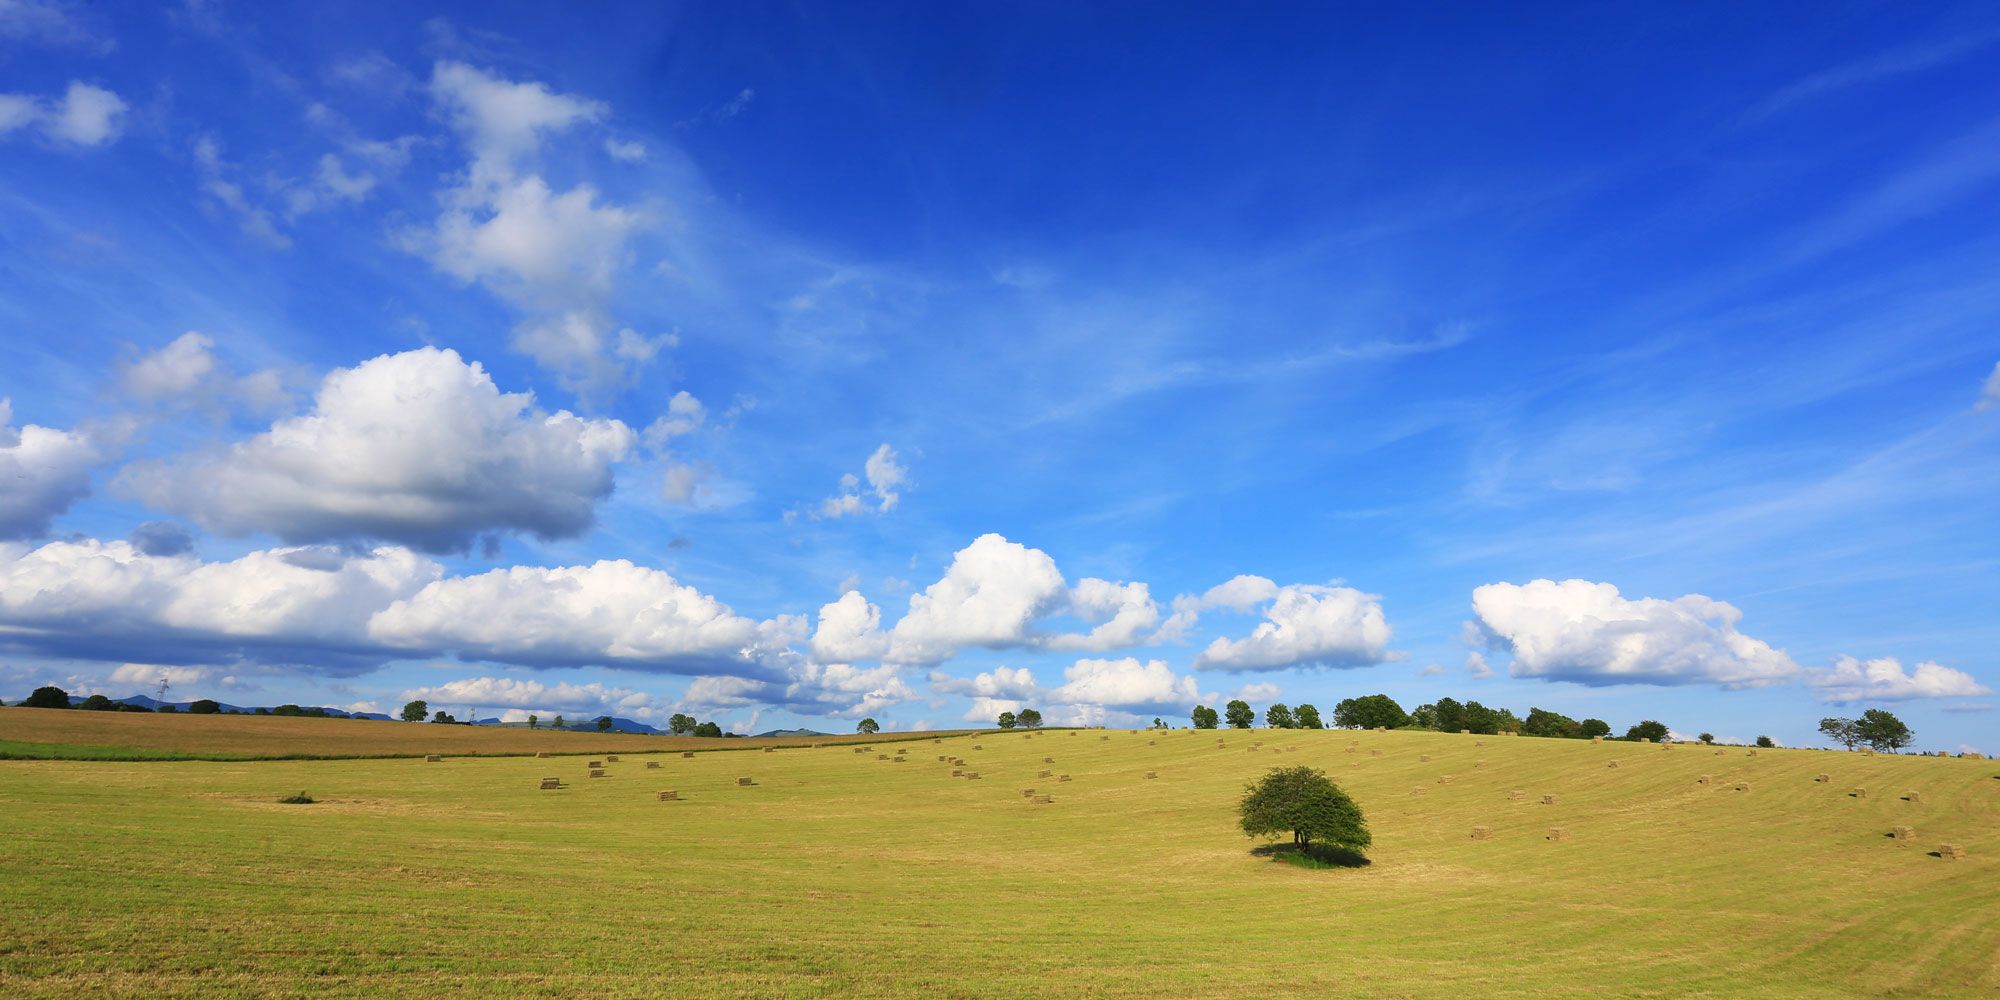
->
[0,724,1994,998]
[0,709,971,760]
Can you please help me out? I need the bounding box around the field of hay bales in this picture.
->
[0,709,969,760]
[0,721,1994,998]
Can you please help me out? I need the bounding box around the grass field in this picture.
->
[0,716,1994,998]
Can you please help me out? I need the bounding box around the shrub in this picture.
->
[188,699,221,715]
[1698,732,1715,745]
[80,694,116,712]
[277,791,315,805]
[1240,766,1370,858]
[1755,736,1775,748]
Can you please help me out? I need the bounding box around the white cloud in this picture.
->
[1047,578,1160,652]
[886,534,1067,664]
[1049,657,1199,711]
[0,538,439,669]
[642,391,706,447]
[782,661,917,718]
[1158,574,1281,640]
[961,695,1030,723]
[681,674,766,711]
[416,62,654,392]
[122,332,218,399]
[123,347,634,552]
[368,560,759,673]
[1192,583,1392,671]
[0,94,37,134]
[1229,681,1282,704]
[1417,663,1446,677]
[1807,655,1991,702]
[810,590,890,662]
[604,138,646,162]
[927,665,1039,700]
[45,81,123,145]
[109,663,214,688]
[1978,361,2000,411]
[1465,651,1494,679]
[813,443,910,518]
[0,399,98,540]
[1469,579,1800,688]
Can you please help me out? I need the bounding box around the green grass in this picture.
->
[0,728,1994,998]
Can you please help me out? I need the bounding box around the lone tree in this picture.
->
[1698,732,1715,745]
[856,718,880,734]
[1332,694,1407,730]
[21,686,72,709]
[401,700,428,723]
[188,699,221,715]
[552,715,566,730]
[1239,766,1371,858]
[527,714,539,729]
[996,711,1017,729]
[668,713,697,736]
[1191,705,1219,729]
[1265,703,1297,729]
[1224,699,1255,729]
[1755,735,1776,748]
[1016,708,1043,729]
[1854,709,1913,753]
[1624,720,1669,743]
[595,716,614,732]
[1294,704,1323,729]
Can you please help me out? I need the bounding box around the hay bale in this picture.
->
[1474,760,1486,769]
[1148,739,1156,746]
[1021,789,1035,798]
[1039,770,1053,778]
[1747,749,1758,757]
[893,756,906,763]
[877,754,889,760]
[1476,740,1486,747]
[951,769,962,776]
[1903,791,1921,803]
[1043,756,1055,763]
[1938,844,1965,860]
[1734,782,1750,792]
[606,755,620,762]
[1891,825,1914,840]
[646,761,661,769]
[966,772,981,780]
[763,747,774,754]
[854,747,868,754]
[1470,826,1492,840]
[657,790,679,801]
[1607,760,1619,769]
[1410,787,1426,796]
[539,778,561,790]
[1815,773,1829,783]
[589,769,606,778]
[1101,735,1110,741]
[1509,790,1525,800]
[1420,754,1431,763]
[1145,770,1158,779]
[1438,774,1454,784]
[1546,827,1569,842]
[535,751,551,758]
[973,744,984,750]
[736,777,754,786]
[425,754,442,762]
[1460,729,1471,735]
[1370,749,1382,757]
[1591,735,1604,743]
[1696,775,1711,785]
[933,738,942,744]
[1059,774,1072,782]
[1345,745,1356,754]
[682,751,695,759]
[1542,794,1558,805]
[1033,794,1053,804]
[1716,749,1726,756]
[588,760,603,768]
[1852,787,1868,799]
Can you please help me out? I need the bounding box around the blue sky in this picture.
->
[2,1,1995,748]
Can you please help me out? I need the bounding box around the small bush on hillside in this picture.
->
[1755,736,1776,748]
[277,791,315,804]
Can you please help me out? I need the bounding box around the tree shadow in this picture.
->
[1252,843,1372,869]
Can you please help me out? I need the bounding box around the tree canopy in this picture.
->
[400,700,428,723]
[996,711,1017,729]
[1191,705,1219,729]
[1294,704,1323,729]
[1265,703,1296,729]
[1332,694,1407,730]
[1016,708,1043,728]
[1224,699,1255,729]
[1854,709,1913,752]
[21,686,71,709]
[1624,720,1669,743]
[1239,766,1371,857]
[856,718,880,734]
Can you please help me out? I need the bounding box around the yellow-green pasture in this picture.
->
[0,727,1993,998]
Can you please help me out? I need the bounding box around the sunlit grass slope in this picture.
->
[0,727,1993,998]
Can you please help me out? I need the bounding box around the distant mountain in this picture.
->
[41,693,391,721]
[754,728,828,738]
[474,716,665,734]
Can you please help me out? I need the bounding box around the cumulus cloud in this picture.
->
[1807,655,1991,702]
[368,560,759,673]
[1465,651,1495,679]
[0,538,438,670]
[642,391,706,447]
[0,399,98,540]
[1230,681,1282,704]
[1468,579,1800,688]
[886,534,1067,665]
[1192,583,1392,672]
[1048,657,1199,711]
[122,347,634,552]
[0,81,125,147]
[1157,574,1281,640]
[1047,578,1161,652]
[413,62,658,391]
[927,665,1040,700]
[118,332,292,414]
[128,521,194,557]
[781,661,918,718]
[810,590,891,663]
[812,443,910,518]
[604,138,646,162]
